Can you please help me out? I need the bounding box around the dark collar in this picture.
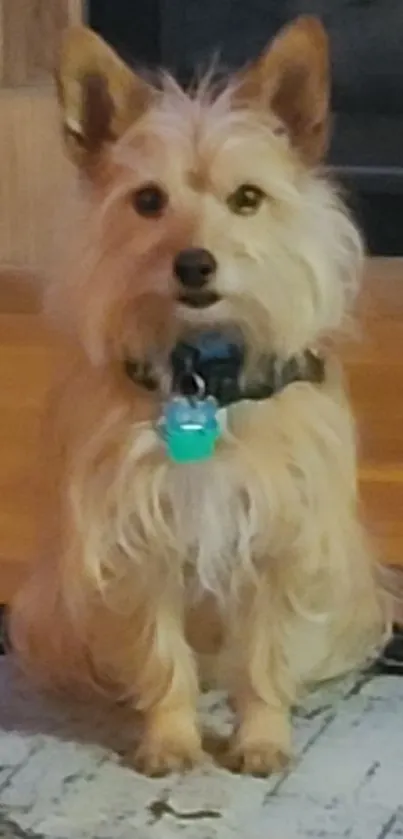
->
[124,349,325,408]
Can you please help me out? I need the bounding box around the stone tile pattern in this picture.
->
[0,660,402,839]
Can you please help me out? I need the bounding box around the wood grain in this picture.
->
[0,0,79,87]
[0,305,56,598]
[0,0,81,268]
[0,1,4,83]
[0,89,73,268]
[0,259,403,601]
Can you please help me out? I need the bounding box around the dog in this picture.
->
[10,16,386,776]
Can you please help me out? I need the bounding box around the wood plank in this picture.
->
[0,269,41,313]
[0,89,73,268]
[0,1,4,84]
[0,308,57,590]
[0,0,79,87]
[68,0,84,26]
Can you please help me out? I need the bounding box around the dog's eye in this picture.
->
[131,184,168,217]
[227,184,265,215]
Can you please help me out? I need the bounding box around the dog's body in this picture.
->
[11,17,385,775]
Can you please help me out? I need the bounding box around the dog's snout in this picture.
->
[174,248,217,289]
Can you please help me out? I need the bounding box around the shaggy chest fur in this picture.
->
[116,410,263,596]
[166,456,257,593]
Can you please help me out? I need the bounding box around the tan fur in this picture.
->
[10,17,387,776]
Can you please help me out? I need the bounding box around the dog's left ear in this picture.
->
[236,16,329,165]
[56,27,153,164]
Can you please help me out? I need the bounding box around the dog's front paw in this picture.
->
[131,733,207,776]
[132,739,206,777]
[224,701,292,776]
[226,738,291,776]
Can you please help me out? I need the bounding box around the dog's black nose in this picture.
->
[174,248,217,289]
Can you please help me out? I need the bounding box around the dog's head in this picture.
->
[52,17,362,370]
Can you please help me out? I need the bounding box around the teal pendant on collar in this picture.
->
[158,396,220,463]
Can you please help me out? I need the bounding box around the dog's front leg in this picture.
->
[224,576,293,775]
[131,592,204,776]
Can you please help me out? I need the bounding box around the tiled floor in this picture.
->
[0,659,402,839]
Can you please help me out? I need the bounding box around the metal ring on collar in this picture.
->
[176,372,206,399]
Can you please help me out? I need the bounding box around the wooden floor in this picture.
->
[1,260,403,602]
[344,260,403,579]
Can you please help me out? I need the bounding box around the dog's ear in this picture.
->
[56,27,152,164]
[236,17,329,165]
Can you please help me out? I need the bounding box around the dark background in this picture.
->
[89,0,403,255]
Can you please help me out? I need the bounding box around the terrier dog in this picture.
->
[11,17,385,776]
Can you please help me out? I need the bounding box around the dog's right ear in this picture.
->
[235,17,329,166]
[56,27,152,164]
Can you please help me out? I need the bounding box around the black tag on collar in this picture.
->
[125,339,325,407]
[170,329,244,406]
